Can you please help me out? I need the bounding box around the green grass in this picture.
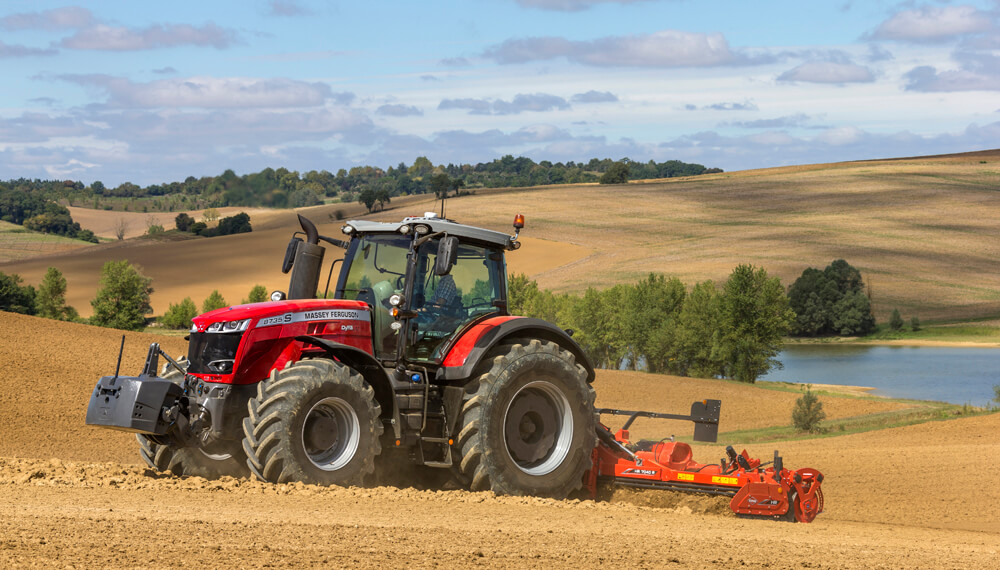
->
[709,403,992,445]
[866,323,1000,343]
[0,220,99,262]
[786,323,1000,345]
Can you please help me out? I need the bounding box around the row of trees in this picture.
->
[1,268,79,322]
[511,266,794,383]
[160,285,268,329]
[0,184,97,242]
[174,211,252,237]
[2,156,722,214]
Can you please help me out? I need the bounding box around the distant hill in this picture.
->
[2,149,999,323]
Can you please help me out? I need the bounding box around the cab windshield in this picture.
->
[337,233,504,362]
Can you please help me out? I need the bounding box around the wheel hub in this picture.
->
[304,414,338,451]
[301,396,360,472]
[503,380,574,476]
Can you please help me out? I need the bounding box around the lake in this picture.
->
[761,344,1000,407]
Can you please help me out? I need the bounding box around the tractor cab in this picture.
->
[332,213,520,366]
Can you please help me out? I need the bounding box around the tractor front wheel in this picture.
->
[242,359,382,486]
[455,340,596,498]
[136,357,248,479]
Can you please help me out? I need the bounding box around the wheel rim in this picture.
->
[301,396,360,471]
[200,449,232,461]
[503,380,573,476]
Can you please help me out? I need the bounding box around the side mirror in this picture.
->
[281,237,302,274]
[434,236,459,276]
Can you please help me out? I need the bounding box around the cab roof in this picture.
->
[342,215,516,250]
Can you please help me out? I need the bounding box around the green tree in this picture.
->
[792,388,827,433]
[831,290,875,336]
[670,280,724,378]
[787,260,874,337]
[506,273,540,316]
[357,188,377,213]
[889,308,904,331]
[175,212,194,231]
[625,274,685,373]
[718,264,794,383]
[90,261,153,331]
[429,173,452,199]
[0,272,36,315]
[202,290,228,313]
[202,208,220,222]
[35,267,77,321]
[599,161,630,184]
[911,316,921,331]
[160,297,198,329]
[243,284,268,304]
[375,188,391,211]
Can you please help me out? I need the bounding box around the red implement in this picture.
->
[586,415,824,523]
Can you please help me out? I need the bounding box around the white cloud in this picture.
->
[870,5,995,43]
[903,49,1000,92]
[266,1,313,17]
[0,40,57,58]
[777,62,875,84]
[571,90,618,103]
[60,22,240,51]
[515,0,654,11]
[377,104,423,117]
[0,6,93,31]
[57,75,342,108]
[484,30,768,68]
[438,93,570,115]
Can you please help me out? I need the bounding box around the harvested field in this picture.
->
[2,200,588,317]
[1,311,998,568]
[3,152,1000,321]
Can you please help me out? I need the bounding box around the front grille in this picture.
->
[187,332,245,374]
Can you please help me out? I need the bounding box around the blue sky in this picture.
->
[1,0,998,186]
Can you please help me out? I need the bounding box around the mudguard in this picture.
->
[436,316,595,383]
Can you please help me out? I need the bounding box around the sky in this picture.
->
[0,0,998,186]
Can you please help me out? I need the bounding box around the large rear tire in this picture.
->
[136,358,248,479]
[455,340,596,498]
[242,359,383,486]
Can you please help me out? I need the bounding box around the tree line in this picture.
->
[2,155,721,215]
[0,183,97,242]
[510,266,794,383]
[2,257,887,384]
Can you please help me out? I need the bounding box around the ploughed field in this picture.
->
[1,311,997,568]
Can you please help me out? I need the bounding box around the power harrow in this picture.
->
[585,401,825,523]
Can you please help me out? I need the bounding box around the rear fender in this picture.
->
[436,317,595,383]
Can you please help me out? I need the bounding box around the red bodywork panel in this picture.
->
[587,425,824,522]
[439,315,520,368]
[189,299,374,385]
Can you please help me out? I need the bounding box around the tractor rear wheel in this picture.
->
[136,358,248,479]
[242,359,382,486]
[455,340,596,498]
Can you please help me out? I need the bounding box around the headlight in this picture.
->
[270,290,286,302]
[389,293,404,307]
[206,319,250,333]
[414,224,430,234]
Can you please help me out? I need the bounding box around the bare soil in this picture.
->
[1,311,997,567]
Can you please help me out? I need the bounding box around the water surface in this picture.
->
[762,345,999,406]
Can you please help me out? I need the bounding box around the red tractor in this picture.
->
[87,212,822,519]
